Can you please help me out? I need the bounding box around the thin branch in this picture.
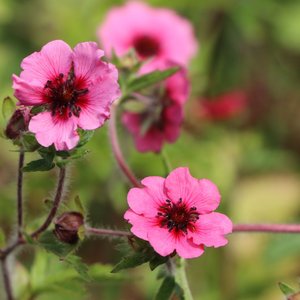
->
[108,101,142,188]
[1,258,13,300]
[17,150,25,238]
[233,224,300,233]
[31,167,66,239]
[85,227,132,238]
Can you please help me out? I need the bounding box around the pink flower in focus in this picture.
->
[200,90,247,121]
[13,40,120,150]
[98,1,198,67]
[124,167,232,259]
[122,63,189,152]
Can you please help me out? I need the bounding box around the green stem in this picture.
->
[160,148,172,175]
[175,258,194,300]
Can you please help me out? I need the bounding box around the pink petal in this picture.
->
[147,226,177,257]
[19,40,72,84]
[165,167,221,214]
[175,237,205,259]
[29,112,79,150]
[73,42,105,82]
[122,112,164,153]
[12,76,45,105]
[77,71,120,130]
[124,209,153,240]
[190,212,233,247]
[127,176,165,217]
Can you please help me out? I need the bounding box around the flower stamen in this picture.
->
[157,198,200,234]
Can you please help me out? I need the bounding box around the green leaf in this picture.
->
[149,255,169,271]
[278,282,295,296]
[2,96,15,121]
[22,133,40,152]
[111,251,152,273]
[64,255,91,281]
[155,276,176,300]
[38,147,55,162]
[23,159,55,172]
[77,130,94,148]
[127,67,179,93]
[37,231,77,258]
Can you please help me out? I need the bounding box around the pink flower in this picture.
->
[124,167,232,259]
[13,40,120,150]
[98,1,198,67]
[122,63,189,152]
[199,90,247,121]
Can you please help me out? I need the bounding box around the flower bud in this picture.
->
[5,107,30,140]
[54,212,84,244]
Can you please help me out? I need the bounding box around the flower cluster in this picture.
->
[124,167,232,258]
[99,1,198,152]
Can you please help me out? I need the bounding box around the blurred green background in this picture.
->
[1,0,300,299]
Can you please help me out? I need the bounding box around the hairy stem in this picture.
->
[17,150,25,238]
[1,258,13,300]
[176,258,193,300]
[233,224,300,233]
[31,167,66,238]
[85,227,131,238]
[109,101,142,188]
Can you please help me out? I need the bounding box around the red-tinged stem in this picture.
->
[1,258,13,300]
[31,167,66,239]
[108,101,142,188]
[233,224,300,233]
[85,227,132,238]
[17,151,25,238]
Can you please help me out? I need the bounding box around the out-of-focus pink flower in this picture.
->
[98,1,198,67]
[13,40,120,150]
[200,90,247,121]
[122,62,189,153]
[124,167,232,259]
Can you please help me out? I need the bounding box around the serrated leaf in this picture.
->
[64,255,91,282]
[22,133,40,152]
[127,67,179,93]
[23,159,55,172]
[38,147,55,162]
[37,231,77,257]
[279,282,295,296]
[149,255,168,271]
[2,96,15,121]
[111,251,152,273]
[155,276,176,300]
[77,130,94,148]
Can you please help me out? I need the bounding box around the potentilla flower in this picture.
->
[122,62,189,153]
[13,40,120,150]
[199,90,247,121]
[98,1,198,67]
[124,167,232,259]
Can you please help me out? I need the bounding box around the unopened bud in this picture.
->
[5,107,30,140]
[54,212,84,244]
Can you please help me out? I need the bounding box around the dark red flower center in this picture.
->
[157,198,199,234]
[133,35,160,58]
[43,62,88,118]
